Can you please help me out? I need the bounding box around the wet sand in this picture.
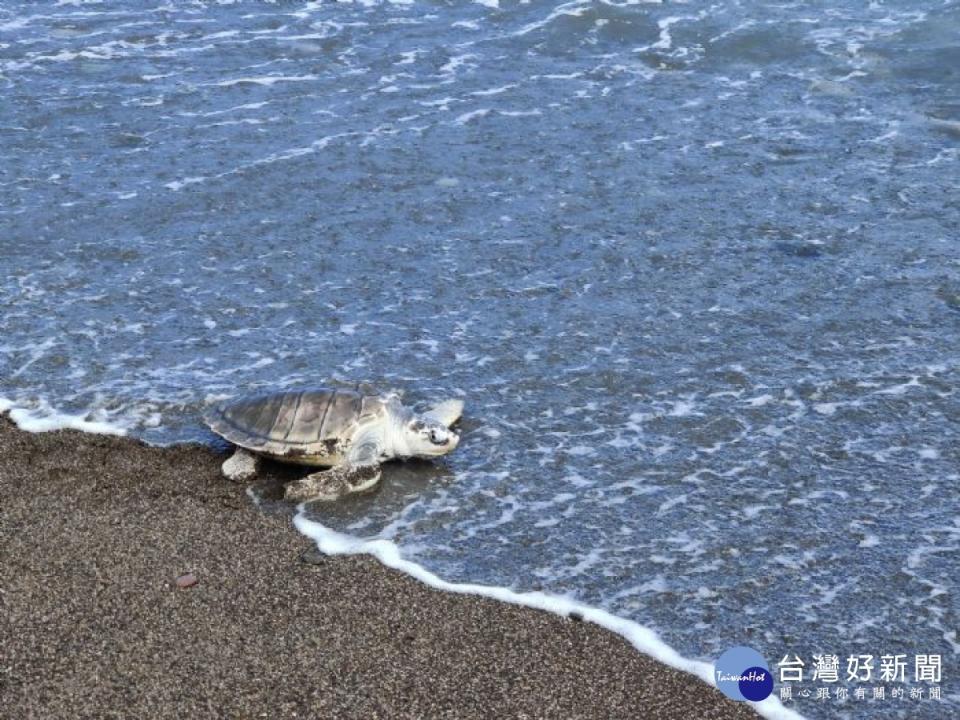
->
[0,414,759,720]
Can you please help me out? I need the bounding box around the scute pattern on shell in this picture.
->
[204,389,385,464]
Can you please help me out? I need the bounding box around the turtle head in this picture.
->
[400,414,460,458]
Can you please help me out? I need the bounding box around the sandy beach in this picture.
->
[0,414,760,720]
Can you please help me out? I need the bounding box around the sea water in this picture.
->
[1,2,957,718]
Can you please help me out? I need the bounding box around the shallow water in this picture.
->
[1,2,958,718]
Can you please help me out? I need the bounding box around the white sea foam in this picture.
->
[1,398,127,436]
[293,513,806,720]
[874,377,921,395]
[165,176,206,191]
[206,75,318,88]
[454,108,491,125]
[512,1,591,38]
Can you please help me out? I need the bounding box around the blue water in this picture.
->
[1,2,958,718]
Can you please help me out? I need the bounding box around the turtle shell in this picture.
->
[204,388,387,466]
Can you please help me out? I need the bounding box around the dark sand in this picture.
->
[0,415,760,720]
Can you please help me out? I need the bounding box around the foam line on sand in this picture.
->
[294,512,807,720]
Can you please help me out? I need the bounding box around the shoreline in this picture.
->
[0,414,761,719]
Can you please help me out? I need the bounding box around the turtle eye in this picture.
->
[429,428,447,444]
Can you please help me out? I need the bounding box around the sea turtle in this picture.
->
[204,387,463,502]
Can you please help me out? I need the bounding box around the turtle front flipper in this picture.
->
[284,464,382,503]
[422,399,464,428]
[222,448,259,482]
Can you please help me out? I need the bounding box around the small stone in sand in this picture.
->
[299,548,326,566]
[176,573,198,589]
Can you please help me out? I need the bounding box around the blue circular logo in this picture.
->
[714,646,773,702]
[740,665,774,701]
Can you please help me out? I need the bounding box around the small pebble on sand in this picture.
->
[176,573,198,589]
[299,547,326,566]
